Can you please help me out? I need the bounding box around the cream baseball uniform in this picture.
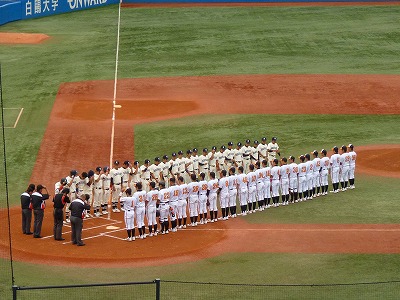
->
[267,142,280,167]
[224,148,235,171]
[241,145,252,173]
[140,164,151,192]
[257,142,268,163]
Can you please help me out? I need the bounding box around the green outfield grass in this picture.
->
[1,4,400,300]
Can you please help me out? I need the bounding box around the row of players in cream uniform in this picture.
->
[57,139,357,240]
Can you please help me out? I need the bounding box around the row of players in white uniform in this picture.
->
[57,137,281,222]
[56,139,357,240]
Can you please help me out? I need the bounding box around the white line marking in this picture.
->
[43,221,120,239]
[183,228,400,232]
[13,107,23,128]
[3,107,23,128]
[103,234,125,241]
[98,216,122,223]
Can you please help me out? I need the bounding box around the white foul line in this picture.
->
[3,107,23,128]
[183,228,400,232]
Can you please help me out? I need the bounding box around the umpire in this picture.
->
[53,188,70,241]
[69,194,91,246]
[31,184,50,238]
[21,184,35,235]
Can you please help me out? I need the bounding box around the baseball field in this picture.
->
[1,2,400,299]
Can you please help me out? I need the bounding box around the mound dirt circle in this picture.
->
[355,145,400,178]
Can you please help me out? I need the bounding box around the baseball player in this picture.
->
[55,178,67,195]
[100,166,111,215]
[130,161,141,192]
[247,164,257,212]
[65,170,79,223]
[198,148,211,180]
[207,172,219,222]
[241,139,252,173]
[233,142,243,169]
[218,169,230,220]
[121,161,132,194]
[187,173,200,226]
[280,158,290,206]
[267,137,280,167]
[224,142,235,171]
[250,140,259,165]
[340,145,351,191]
[208,147,217,176]
[149,157,162,186]
[191,148,200,176]
[297,155,308,201]
[133,182,147,239]
[305,154,314,200]
[169,152,180,180]
[261,160,272,207]
[312,150,322,197]
[288,156,299,203]
[140,159,151,192]
[109,160,123,212]
[270,159,281,207]
[330,146,341,193]
[215,145,226,175]
[348,144,357,189]
[257,137,268,163]
[158,181,170,234]
[198,172,209,224]
[120,188,135,241]
[168,177,180,232]
[184,150,194,183]
[145,181,158,236]
[254,161,265,210]
[177,150,186,180]
[76,172,91,217]
[320,149,330,195]
[92,167,103,217]
[177,176,188,228]
[237,166,249,215]
[228,167,238,218]
[160,155,170,188]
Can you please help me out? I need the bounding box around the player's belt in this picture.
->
[202,167,209,169]
[125,209,132,212]
[145,178,150,180]
[225,158,231,161]
[71,191,76,193]
[194,168,199,171]
[180,171,185,173]
[95,187,102,190]
[298,175,305,177]
[114,183,121,185]
[123,181,128,183]
[160,203,168,206]
[210,165,216,167]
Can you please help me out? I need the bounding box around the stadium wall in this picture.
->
[0,0,397,27]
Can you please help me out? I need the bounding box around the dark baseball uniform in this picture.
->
[69,199,90,245]
[53,193,70,240]
[20,192,33,234]
[31,191,50,238]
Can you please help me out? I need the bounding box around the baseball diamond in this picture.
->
[1,1,400,299]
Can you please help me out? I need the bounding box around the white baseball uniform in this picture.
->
[313,157,321,189]
[158,187,170,223]
[198,180,208,215]
[133,190,146,228]
[270,166,280,198]
[228,174,238,209]
[247,171,257,204]
[330,153,341,184]
[297,162,307,196]
[280,164,290,197]
[187,181,200,217]
[233,147,243,169]
[169,184,180,219]
[237,173,248,207]
[218,176,230,209]
[146,189,158,226]
[262,166,271,201]
[289,162,299,193]
[349,150,357,182]
[241,146,252,173]
[207,178,219,212]
[320,156,330,188]
[120,196,135,230]
[178,183,188,219]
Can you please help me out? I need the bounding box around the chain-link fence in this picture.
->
[11,279,400,300]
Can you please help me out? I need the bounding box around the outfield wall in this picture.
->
[0,0,398,26]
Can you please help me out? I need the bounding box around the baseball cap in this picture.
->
[228,141,233,146]
[134,160,139,165]
[123,160,130,165]
[237,142,242,146]
[70,170,78,176]
[186,149,192,154]
[96,166,102,172]
[321,149,327,155]
[114,160,120,165]
[103,166,110,172]
[144,159,150,164]
[203,148,208,152]
[254,140,259,144]
[312,150,318,155]
[245,139,251,144]
[348,143,354,148]
[193,148,198,153]
[60,178,67,184]
[178,150,183,155]
[172,152,177,157]
[272,137,277,141]
[332,146,338,152]
[262,137,267,141]
[212,146,217,151]
[162,155,168,160]
[221,145,226,150]
[155,157,160,162]
[88,170,94,177]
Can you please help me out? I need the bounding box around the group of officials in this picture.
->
[21,137,357,244]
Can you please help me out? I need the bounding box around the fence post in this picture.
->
[155,278,161,300]
[12,285,18,300]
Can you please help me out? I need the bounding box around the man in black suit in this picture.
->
[53,188,70,241]
[31,185,50,238]
[69,194,91,246]
[21,184,35,235]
